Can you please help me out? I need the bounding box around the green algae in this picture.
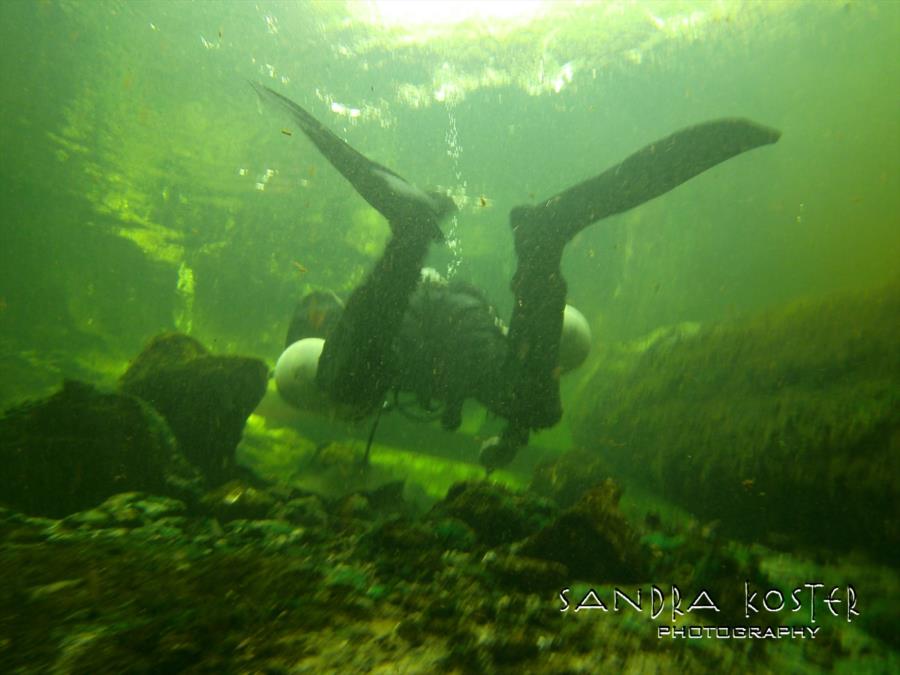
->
[570,281,900,562]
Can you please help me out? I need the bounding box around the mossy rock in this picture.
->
[430,480,557,548]
[483,551,568,591]
[120,333,268,483]
[200,480,277,522]
[530,449,611,508]
[518,480,645,583]
[0,380,194,518]
[570,281,900,562]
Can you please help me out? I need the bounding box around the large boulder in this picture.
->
[569,282,900,562]
[429,481,557,548]
[529,449,611,508]
[119,333,268,483]
[518,479,645,583]
[0,380,199,518]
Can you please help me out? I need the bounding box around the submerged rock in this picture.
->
[0,380,198,518]
[569,281,900,562]
[200,480,276,522]
[519,479,644,583]
[0,471,893,673]
[60,492,187,532]
[530,449,611,508]
[224,518,307,551]
[430,481,557,548]
[483,551,568,592]
[64,492,186,526]
[119,333,268,483]
[269,495,328,528]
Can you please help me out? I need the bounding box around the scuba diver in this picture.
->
[253,82,781,471]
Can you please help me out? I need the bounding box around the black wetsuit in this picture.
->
[254,83,781,469]
[289,278,510,433]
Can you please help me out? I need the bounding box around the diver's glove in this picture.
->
[479,425,529,473]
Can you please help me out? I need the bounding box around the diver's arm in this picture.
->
[315,233,432,416]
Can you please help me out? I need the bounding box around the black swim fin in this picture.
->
[511,118,781,248]
[251,82,454,241]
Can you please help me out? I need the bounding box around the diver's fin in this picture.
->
[250,82,452,241]
[511,118,781,247]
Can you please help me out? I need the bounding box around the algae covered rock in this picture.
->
[569,282,900,561]
[360,516,439,559]
[482,551,568,591]
[119,333,268,483]
[59,492,188,540]
[0,380,193,518]
[430,481,557,548]
[518,479,645,583]
[269,495,329,528]
[0,330,267,521]
[73,492,184,523]
[199,480,277,522]
[530,449,611,508]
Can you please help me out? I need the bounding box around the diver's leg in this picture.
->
[516,118,781,245]
[484,118,781,469]
[504,217,568,429]
[252,83,454,241]
[316,230,431,416]
[253,86,453,413]
[480,218,567,471]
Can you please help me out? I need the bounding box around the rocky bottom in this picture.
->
[1,473,896,674]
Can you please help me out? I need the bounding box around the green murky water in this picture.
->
[0,1,897,672]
